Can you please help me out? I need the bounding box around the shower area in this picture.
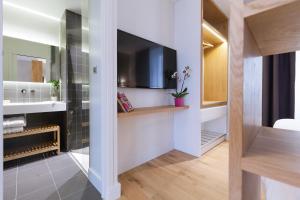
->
[60,7,90,172]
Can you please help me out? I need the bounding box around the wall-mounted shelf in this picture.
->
[118,105,189,118]
[241,127,300,188]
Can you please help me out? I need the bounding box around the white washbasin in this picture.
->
[3,101,66,115]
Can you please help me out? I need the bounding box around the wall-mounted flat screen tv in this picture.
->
[117,30,177,89]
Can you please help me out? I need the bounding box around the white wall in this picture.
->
[117,0,176,174]
[295,51,300,119]
[3,3,60,46]
[89,0,120,199]
[173,0,202,156]
[0,1,3,200]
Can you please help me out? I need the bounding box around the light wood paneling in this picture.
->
[243,23,263,151]
[242,127,300,188]
[203,21,225,46]
[244,0,298,17]
[228,0,249,200]
[118,106,189,118]
[32,60,43,82]
[203,0,228,38]
[246,1,300,56]
[203,43,228,102]
[119,142,229,200]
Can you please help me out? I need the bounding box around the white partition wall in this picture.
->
[295,51,300,119]
[174,0,202,156]
[0,1,3,199]
[89,0,120,199]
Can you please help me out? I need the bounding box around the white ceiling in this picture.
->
[4,0,83,19]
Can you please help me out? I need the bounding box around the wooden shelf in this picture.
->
[118,105,189,118]
[241,127,300,187]
[4,125,60,162]
[4,142,59,162]
[202,101,227,108]
[4,125,59,139]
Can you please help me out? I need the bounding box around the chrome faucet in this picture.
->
[21,89,27,94]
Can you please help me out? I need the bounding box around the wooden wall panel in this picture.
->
[244,0,298,17]
[246,1,300,56]
[203,0,228,38]
[229,0,265,199]
[243,23,262,151]
[203,43,228,102]
[228,0,245,199]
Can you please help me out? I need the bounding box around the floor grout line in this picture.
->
[15,163,19,200]
[44,154,62,200]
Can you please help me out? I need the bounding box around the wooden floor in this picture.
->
[119,142,229,200]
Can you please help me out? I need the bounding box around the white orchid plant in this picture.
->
[171,66,191,98]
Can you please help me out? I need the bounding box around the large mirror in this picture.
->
[3,36,60,83]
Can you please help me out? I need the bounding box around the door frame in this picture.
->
[0,0,120,199]
[88,0,120,199]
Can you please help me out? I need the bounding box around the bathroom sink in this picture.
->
[3,101,67,115]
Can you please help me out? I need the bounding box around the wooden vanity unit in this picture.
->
[4,125,60,162]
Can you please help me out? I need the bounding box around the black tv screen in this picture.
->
[117,30,177,89]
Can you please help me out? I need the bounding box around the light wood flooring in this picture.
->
[119,142,229,200]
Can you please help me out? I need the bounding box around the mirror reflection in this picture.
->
[3,36,59,83]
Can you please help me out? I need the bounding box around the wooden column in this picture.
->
[229,0,263,200]
[228,0,245,199]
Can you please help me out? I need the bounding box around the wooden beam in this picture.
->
[229,0,245,199]
[246,0,300,56]
[229,0,262,199]
[244,0,298,17]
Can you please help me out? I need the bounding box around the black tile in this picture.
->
[4,184,16,200]
[18,159,49,181]
[4,167,17,187]
[53,167,90,199]
[17,185,60,200]
[47,154,78,173]
[17,173,54,197]
[62,185,102,200]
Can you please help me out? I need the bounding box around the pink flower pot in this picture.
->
[175,97,185,107]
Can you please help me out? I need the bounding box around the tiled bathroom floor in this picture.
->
[4,153,102,200]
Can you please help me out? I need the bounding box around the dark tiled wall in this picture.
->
[61,10,89,151]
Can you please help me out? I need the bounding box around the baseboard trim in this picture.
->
[88,168,121,200]
[89,168,102,192]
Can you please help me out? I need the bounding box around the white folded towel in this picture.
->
[3,116,26,129]
[3,127,24,134]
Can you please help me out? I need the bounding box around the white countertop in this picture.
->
[3,101,67,115]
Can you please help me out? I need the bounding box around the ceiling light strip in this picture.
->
[202,21,227,43]
[3,1,60,22]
